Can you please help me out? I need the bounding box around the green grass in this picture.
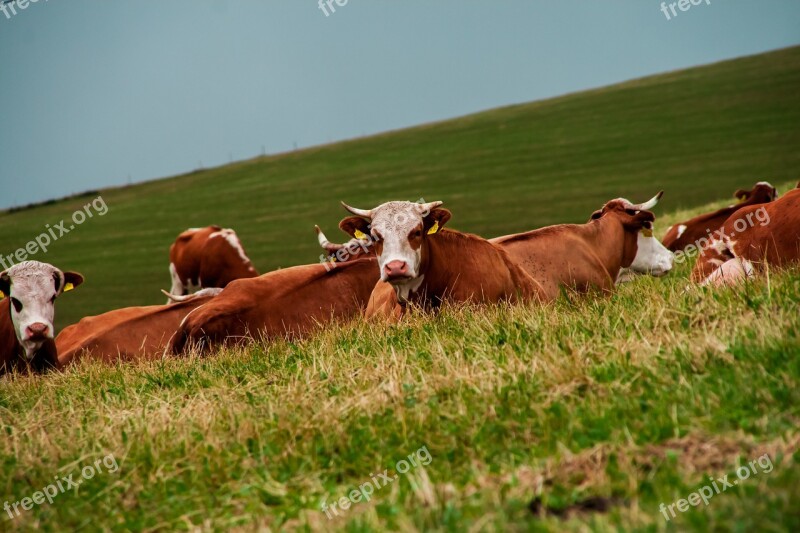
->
[1,46,799,328]
[1,47,799,531]
[0,245,798,531]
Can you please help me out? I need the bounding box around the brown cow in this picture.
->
[489,193,671,300]
[170,258,380,354]
[692,185,800,286]
[56,289,220,366]
[1,261,83,375]
[320,194,670,303]
[662,182,777,252]
[337,201,546,321]
[168,226,258,301]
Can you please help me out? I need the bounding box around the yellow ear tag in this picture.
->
[64,283,75,292]
[427,221,440,235]
[0,291,5,300]
[641,228,654,238]
[354,229,367,240]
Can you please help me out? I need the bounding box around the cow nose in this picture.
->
[26,323,50,340]
[384,260,409,279]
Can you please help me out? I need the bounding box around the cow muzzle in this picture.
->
[25,322,51,341]
[383,260,413,283]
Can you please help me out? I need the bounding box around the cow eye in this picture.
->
[625,209,637,216]
[10,297,22,313]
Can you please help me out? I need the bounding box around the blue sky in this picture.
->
[1,0,798,209]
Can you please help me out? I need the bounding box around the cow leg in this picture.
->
[701,258,754,287]
[168,263,186,304]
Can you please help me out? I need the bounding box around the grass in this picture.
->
[1,46,799,531]
[0,228,798,531]
[0,46,799,328]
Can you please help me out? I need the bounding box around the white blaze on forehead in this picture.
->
[210,229,253,266]
[367,201,434,281]
[3,261,63,359]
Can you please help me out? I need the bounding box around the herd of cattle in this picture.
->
[1,181,798,375]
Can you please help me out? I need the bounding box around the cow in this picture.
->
[319,194,671,300]
[0,261,83,375]
[691,185,800,286]
[337,201,546,321]
[170,258,380,355]
[489,193,672,301]
[168,226,258,301]
[661,181,778,252]
[55,289,220,366]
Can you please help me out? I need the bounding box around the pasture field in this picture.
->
[0,46,799,328]
[1,47,799,531]
[0,188,799,531]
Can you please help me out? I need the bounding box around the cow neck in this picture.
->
[587,215,634,276]
[409,230,488,302]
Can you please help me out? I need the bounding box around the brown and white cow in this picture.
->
[320,194,671,302]
[56,289,220,365]
[168,226,258,301]
[1,261,84,375]
[337,201,546,321]
[489,193,671,300]
[692,185,800,287]
[170,258,380,354]
[662,182,778,252]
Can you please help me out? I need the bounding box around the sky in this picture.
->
[1,1,799,209]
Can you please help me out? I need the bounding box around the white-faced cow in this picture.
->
[0,261,84,374]
[168,225,258,302]
[662,181,778,252]
[692,185,800,287]
[338,201,546,321]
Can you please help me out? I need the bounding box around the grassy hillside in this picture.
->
[1,189,798,531]
[1,46,799,328]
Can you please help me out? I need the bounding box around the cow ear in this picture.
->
[339,216,371,239]
[62,272,85,294]
[590,209,603,220]
[734,189,749,202]
[424,208,451,234]
[0,271,9,299]
[629,210,656,230]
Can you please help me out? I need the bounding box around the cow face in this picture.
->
[734,181,778,204]
[0,261,84,359]
[591,193,673,277]
[628,222,674,277]
[339,201,451,284]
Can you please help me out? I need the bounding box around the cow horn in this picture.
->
[341,202,372,219]
[160,288,222,303]
[315,225,346,253]
[315,225,331,247]
[633,191,663,211]
[417,201,444,214]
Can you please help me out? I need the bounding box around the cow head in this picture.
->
[0,261,84,359]
[591,192,673,277]
[339,200,451,286]
[734,181,778,204]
